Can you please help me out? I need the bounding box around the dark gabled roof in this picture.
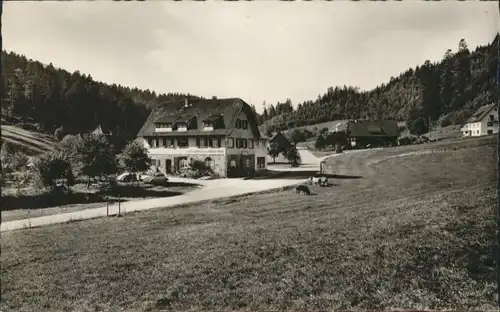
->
[137,98,262,138]
[202,114,223,122]
[466,103,496,123]
[154,116,177,124]
[175,114,196,124]
[347,120,399,137]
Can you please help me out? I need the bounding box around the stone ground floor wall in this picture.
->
[149,153,227,177]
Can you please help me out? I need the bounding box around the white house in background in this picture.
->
[461,103,498,137]
[136,97,268,178]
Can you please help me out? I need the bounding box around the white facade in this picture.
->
[141,110,268,177]
[461,105,498,137]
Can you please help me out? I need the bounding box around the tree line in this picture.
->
[2,50,202,143]
[260,36,499,134]
[1,133,150,192]
[2,35,498,141]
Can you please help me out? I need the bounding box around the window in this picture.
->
[255,139,260,148]
[228,137,234,148]
[257,157,266,169]
[204,157,213,168]
[477,130,480,134]
[490,115,495,121]
[249,139,254,149]
[487,130,493,135]
[236,119,242,129]
[169,139,175,147]
[242,139,248,148]
[196,137,201,147]
[162,138,167,147]
[177,137,188,148]
[179,157,189,168]
[217,138,222,148]
[204,137,213,148]
[148,138,153,147]
[242,120,248,129]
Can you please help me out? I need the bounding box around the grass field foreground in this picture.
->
[0,136,497,311]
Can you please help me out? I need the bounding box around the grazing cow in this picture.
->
[296,184,311,195]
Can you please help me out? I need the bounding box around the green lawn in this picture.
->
[1,136,497,311]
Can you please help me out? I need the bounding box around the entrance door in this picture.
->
[166,159,172,173]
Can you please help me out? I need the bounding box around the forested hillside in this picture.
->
[2,35,498,140]
[261,36,499,134]
[1,51,202,141]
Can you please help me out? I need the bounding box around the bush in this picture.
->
[182,160,213,178]
[32,152,75,190]
[397,136,417,146]
[1,142,29,174]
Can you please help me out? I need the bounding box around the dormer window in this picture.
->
[203,121,214,131]
[155,122,173,132]
[236,119,242,129]
[177,122,188,132]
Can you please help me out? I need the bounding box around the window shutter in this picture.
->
[249,139,254,148]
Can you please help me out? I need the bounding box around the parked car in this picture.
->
[116,172,138,183]
[143,172,169,186]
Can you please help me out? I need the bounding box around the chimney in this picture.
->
[184,98,189,107]
[212,96,217,100]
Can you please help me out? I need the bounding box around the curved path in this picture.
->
[0,177,307,232]
[0,146,407,232]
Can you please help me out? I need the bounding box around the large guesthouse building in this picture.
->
[137,97,268,178]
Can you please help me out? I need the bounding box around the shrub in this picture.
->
[397,136,417,146]
[183,160,213,178]
[1,142,29,174]
[32,152,75,190]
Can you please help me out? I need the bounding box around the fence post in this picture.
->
[106,196,109,216]
[118,194,121,216]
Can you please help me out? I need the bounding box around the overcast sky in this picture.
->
[3,1,499,112]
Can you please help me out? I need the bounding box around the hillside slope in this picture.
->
[1,125,56,156]
[261,35,499,133]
